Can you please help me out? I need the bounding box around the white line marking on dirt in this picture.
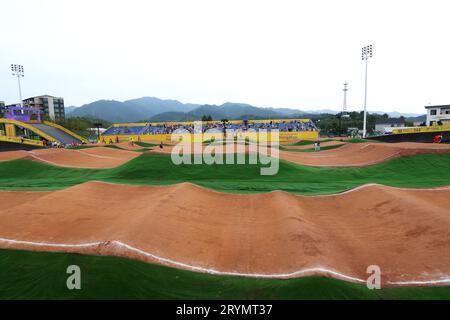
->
[76,150,121,159]
[1,237,449,286]
[0,238,101,248]
[279,150,402,167]
[0,237,364,282]
[27,154,64,166]
[311,183,450,197]
[26,154,105,169]
[388,278,450,286]
[83,180,450,198]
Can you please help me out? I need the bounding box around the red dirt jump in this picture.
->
[0,147,141,168]
[0,181,449,286]
[278,142,450,167]
[0,150,29,161]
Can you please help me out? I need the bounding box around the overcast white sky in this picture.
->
[1,0,449,113]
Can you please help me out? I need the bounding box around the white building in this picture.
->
[425,105,450,126]
[375,118,405,134]
[22,95,65,121]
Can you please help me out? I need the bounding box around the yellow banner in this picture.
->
[393,125,450,134]
[99,131,319,143]
[0,135,44,147]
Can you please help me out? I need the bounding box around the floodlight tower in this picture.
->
[11,64,25,106]
[361,45,373,137]
[342,81,350,117]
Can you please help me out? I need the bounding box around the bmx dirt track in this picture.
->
[278,142,450,167]
[0,181,449,286]
[148,142,450,167]
[1,142,450,168]
[0,147,140,168]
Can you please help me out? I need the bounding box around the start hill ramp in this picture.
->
[29,123,82,145]
[0,118,86,145]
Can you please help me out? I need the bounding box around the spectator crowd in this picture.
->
[102,120,318,136]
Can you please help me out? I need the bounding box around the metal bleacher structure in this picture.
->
[100,119,320,143]
[0,105,87,148]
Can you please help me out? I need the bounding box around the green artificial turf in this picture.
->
[103,144,151,152]
[135,141,169,147]
[283,139,333,146]
[0,153,450,194]
[0,249,449,300]
[279,145,344,152]
[345,138,373,143]
[67,145,95,150]
[282,138,372,147]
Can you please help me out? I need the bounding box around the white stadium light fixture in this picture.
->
[361,45,373,137]
[10,64,25,106]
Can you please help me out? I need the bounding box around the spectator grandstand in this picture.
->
[102,119,318,136]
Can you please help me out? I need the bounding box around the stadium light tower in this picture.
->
[11,64,25,106]
[361,45,373,137]
[342,81,350,118]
